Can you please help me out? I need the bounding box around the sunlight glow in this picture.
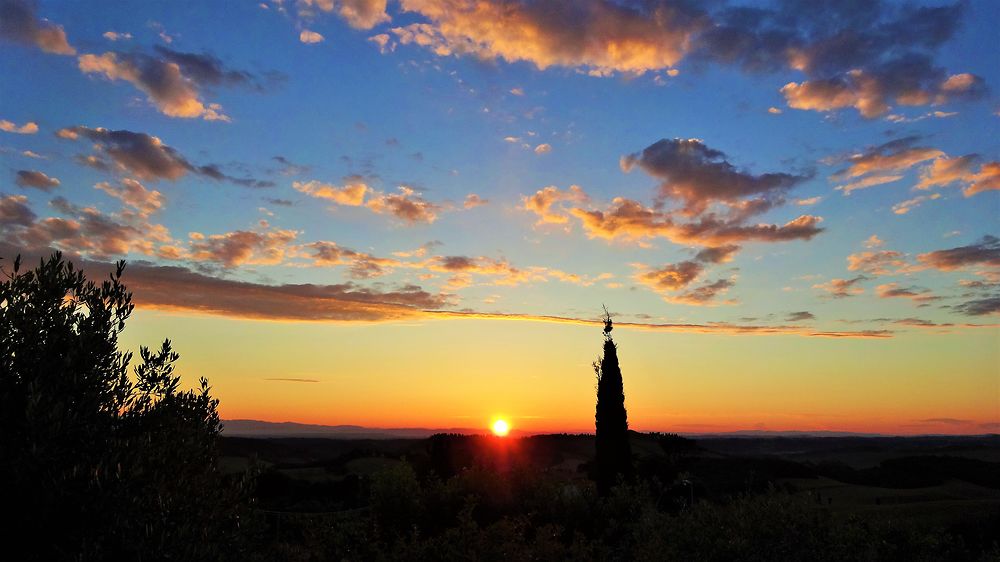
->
[491,418,510,437]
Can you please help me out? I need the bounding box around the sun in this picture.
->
[491,418,510,437]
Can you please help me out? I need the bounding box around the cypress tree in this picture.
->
[594,307,632,495]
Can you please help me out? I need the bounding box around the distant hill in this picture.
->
[222,419,995,440]
[222,419,489,439]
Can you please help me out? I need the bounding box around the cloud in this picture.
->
[1,195,172,260]
[634,242,741,304]
[786,311,815,322]
[621,138,810,214]
[78,52,228,121]
[187,226,299,268]
[58,126,191,180]
[0,119,38,134]
[15,170,60,191]
[916,418,970,426]
[781,63,983,119]
[952,296,1000,317]
[813,275,867,298]
[293,179,368,206]
[796,196,822,206]
[302,240,399,278]
[57,126,272,187]
[390,1,984,118]
[102,31,131,41]
[522,185,588,226]
[463,193,487,209]
[428,309,891,338]
[0,241,901,337]
[369,33,394,53]
[299,30,324,44]
[94,178,163,218]
[534,143,551,154]
[846,250,906,276]
[302,0,390,29]
[0,194,36,226]
[892,193,940,215]
[666,278,736,306]
[394,0,701,74]
[833,136,945,183]
[917,236,1000,271]
[0,0,75,55]
[569,196,823,247]
[876,282,938,304]
[694,244,740,264]
[834,174,903,195]
[76,46,273,121]
[120,261,448,322]
[271,156,310,176]
[424,255,542,286]
[864,235,883,248]
[292,180,449,226]
[916,155,1000,197]
[366,186,442,224]
[635,260,703,291]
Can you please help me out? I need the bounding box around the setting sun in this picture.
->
[491,419,510,437]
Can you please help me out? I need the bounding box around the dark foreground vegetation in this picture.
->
[223,432,1000,561]
[3,253,999,561]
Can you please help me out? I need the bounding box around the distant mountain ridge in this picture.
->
[222,419,489,439]
[224,419,980,439]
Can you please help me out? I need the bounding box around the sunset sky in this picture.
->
[1,0,997,434]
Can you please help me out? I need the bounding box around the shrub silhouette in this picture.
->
[0,253,251,560]
[593,307,632,495]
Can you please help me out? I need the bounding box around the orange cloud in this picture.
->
[832,137,943,181]
[892,193,940,215]
[463,193,488,209]
[78,52,229,121]
[522,185,588,226]
[570,196,823,247]
[94,178,164,218]
[0,0,75,55]
[917,236,1000,271]
[15,170,60,191]
[395,0,700,74]
[813,276,867,298]
[0,119,38,134]
[188,226,299,267]
[846,250,907,276]
[293,180,369,206]
[621,138,809,214]
[916,155,1000,197]
[299,30,325,44]
[366,186,442,224]
[302,0,389,29]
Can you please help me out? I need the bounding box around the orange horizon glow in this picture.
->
[121,313,997,439]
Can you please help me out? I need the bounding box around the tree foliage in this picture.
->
[594,307,633,495]
[0,253,251,560]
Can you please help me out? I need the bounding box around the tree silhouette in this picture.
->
[594,306,632,495]
[0,253,251,560]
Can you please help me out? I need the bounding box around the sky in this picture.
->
[1,0,997,435]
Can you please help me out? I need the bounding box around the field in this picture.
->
[219,433,1000,536]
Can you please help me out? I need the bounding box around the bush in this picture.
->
[0,253,252,560]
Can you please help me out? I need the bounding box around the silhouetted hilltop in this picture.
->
[223,419,505,439]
